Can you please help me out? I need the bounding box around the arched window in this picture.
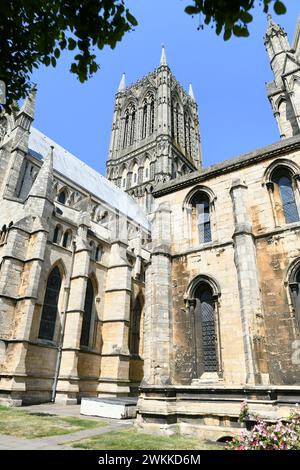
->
[185,114,192,156]
[121,167,127,189]
[53,225,62,244]
[171,103,175,139]
[95,245,103,262]
[190,192,211,244]
[62,230,72,248]
[144,158,150,182]
[80,278,94,347]
[149,97,155,134]
[129,108,136,145]
[57,190,66,205]
[123,111,129,148]
[142,100,148,139]
[129,296,143,356]
[289,263,300,331]
[190,282,218,378]
[175,103,180,144]
[132,163,138,186]
[38,266,62,341]
[272,168,299,224]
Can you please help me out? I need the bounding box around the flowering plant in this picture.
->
[238,401,250,422]
[227,408,300,450]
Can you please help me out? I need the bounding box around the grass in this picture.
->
[71,427,221,450]
[0,405,107,439]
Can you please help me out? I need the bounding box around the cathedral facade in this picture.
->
[1,15,300,439]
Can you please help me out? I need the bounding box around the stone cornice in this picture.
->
[153,135,300,197]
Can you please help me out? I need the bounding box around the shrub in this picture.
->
[227,408,300,450]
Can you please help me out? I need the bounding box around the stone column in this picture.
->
[55,218,90,404]
[98,240,132,396]
[142,202,173,386]
[230,179,268,385]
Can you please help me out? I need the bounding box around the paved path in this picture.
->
[0,403,133,450]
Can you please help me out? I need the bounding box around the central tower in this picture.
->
[106,47,202,212]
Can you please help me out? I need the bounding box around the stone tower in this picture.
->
[106,47,202,212]
[265,14,300,138]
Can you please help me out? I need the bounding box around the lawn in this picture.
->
[0,405,106,439]
[71,427,221,450]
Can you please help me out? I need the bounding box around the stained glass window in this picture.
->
[191,192,212,244]
[38,266,62,341]
[276,172,299,224]
[80,279,94,347]
[194,284,218,373]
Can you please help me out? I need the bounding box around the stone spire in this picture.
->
[25,146,54,219]
[160,45,167,66]
[265,12,288,40]
[189,83,195,101]
[18,86,37,122]
[117,73,126,92]
[27,146,54,202]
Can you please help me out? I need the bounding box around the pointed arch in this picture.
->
[53,224,63,244]
[287,258,300,331]
[57,188,67,205]
[186,274,221,378]
[62,229,72,248]
[264,160,300,226]
[80,277,95,347]
[129,293,144,356]
[38,263,65,341]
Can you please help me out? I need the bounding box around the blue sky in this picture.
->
[30,0,300,175]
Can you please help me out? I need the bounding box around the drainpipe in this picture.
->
[51,239,76,402]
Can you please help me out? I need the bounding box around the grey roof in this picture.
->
[28,127,150,230]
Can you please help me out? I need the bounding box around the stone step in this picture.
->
[80,397,138,419]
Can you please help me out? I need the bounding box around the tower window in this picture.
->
[123,112,129,148]
[175,103,180,144]
[150,98,155,134]
[142,101,148,139]
[129,108,136,145]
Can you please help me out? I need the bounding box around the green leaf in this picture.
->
[68,38,77,51]
[185,6,200,15]
[223,28,232,41]
[274,1,287,15]
[126,10,138,26]
[240,11,253,24]
[54,48,60,59]
[43,56,51,66]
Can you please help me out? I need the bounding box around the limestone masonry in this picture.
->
[1,14,300,439]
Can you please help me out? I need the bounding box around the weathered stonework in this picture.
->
[1,15,300,441]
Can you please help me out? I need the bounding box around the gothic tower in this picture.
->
[106,47,202,212]
[265,14,300,138]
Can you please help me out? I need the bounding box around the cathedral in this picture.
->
[1,15,300,439]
